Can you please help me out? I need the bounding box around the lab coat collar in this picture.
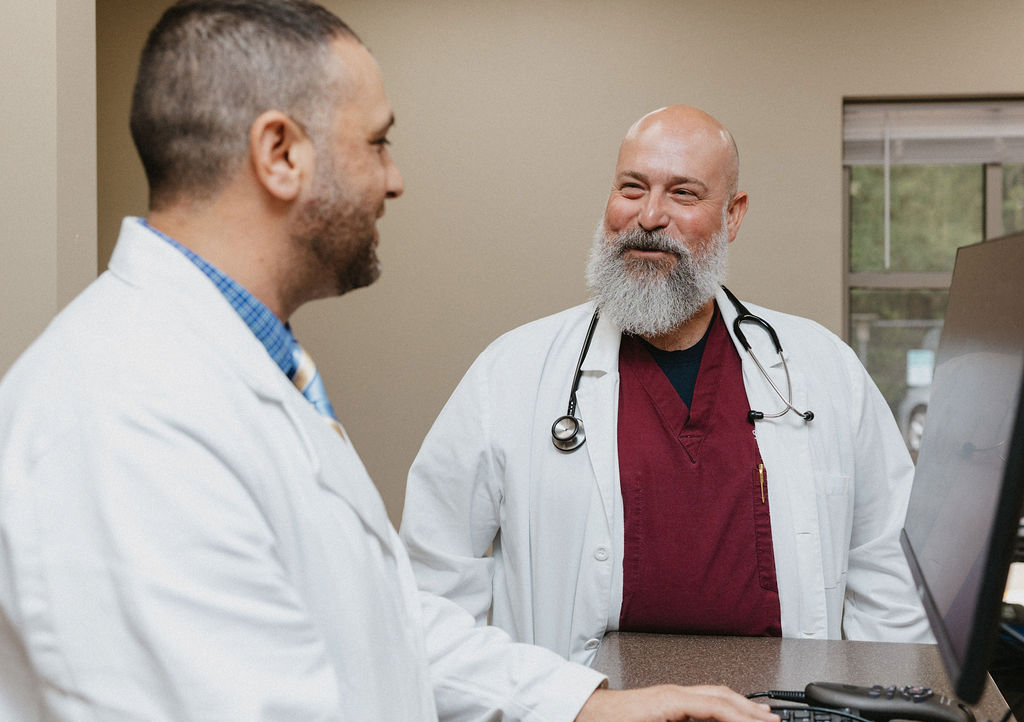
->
[568,304,621,530]
[579,306,624,374]
[107,218,396,546]
[108,218,292,399]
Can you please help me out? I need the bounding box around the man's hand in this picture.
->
[576,684,781,722]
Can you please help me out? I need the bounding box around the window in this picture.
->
[843,99,1024,458]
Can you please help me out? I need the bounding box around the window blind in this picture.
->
[844,100,1024,166]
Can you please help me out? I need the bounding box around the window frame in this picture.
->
[841,97,1024,341]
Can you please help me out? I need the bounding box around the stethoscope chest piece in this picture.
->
[551,415,586,451]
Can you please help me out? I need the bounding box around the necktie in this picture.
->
[290,343,346,441]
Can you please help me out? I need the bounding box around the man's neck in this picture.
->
[641,299,716,351]
[147,195,295,322]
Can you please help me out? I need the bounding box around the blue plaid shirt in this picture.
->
[142,219,298,379]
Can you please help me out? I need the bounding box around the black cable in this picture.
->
[997,691,1024,722]
[992,623,1024,722]
[747,687,986,722]
[745,690,873,722]
[748,690,807,703]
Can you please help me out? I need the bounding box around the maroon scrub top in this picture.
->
[617,308,782,636]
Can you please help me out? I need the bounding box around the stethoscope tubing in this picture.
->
[552,286,813,451]
[722,286,813,422]
[566,311,600,419]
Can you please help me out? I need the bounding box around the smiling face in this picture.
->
[291,38,405,299]
[586,106,748,342]
[603,105,745,269]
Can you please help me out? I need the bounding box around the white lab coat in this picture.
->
[401,293,933,667]
[0,219,603,721]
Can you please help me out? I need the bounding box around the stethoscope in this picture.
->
[550,286,814,452]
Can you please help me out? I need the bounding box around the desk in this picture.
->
[592,633,1015,722]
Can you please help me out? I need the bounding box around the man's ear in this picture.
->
[725,191,749,243]
[249,110,313,202]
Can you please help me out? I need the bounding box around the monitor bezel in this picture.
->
[899,240,1024,705]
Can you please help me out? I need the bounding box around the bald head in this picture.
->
[603,104,748,251]
[619,105,740,196]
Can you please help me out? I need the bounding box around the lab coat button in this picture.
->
[584,638,600,650]
[594,546,609,561]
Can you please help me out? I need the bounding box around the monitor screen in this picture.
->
[900,233,1024,705]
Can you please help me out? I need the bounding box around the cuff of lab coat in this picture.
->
[522,662,608,721]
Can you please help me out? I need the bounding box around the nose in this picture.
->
[638,194,668,231]
[385,152,404,199]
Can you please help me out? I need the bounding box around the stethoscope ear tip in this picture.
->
[748,408,814,423]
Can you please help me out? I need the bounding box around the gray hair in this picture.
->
[130,0,360,209]
[586,210,730,338]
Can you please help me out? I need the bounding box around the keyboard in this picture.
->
[771,706,864,722]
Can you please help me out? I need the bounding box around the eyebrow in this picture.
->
[619,170,708,193]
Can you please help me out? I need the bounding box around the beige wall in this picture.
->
[2,1,96,375]
[88,0,1024,526]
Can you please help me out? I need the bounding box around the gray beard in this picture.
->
[585,220,729,337]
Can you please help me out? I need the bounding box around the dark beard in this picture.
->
[291,157,381,301]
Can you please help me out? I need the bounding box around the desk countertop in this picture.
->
[592,633,1014,722]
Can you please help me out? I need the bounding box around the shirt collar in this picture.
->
[141,218,298,378]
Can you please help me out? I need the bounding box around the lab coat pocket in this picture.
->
[817,473,853,589]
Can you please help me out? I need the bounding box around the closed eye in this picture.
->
[672,188,704,202]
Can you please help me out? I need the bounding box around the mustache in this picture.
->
[612,228,689,258]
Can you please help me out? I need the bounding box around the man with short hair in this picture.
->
[0,6,780,720]
[401,105,932,668]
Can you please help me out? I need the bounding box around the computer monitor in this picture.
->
[900,233,1024,705]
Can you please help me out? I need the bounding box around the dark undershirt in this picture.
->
[637,309,716,408]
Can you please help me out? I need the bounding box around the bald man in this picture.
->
[400,105,932,666]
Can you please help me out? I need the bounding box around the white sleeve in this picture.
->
[401,356,503,626]
[415,586,605,721]
[840,348,934,642]
[400,350,609,719]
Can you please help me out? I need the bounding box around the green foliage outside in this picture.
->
[846,163,983,419]
[849,289,948,418]
[847,162,1023,444]
[849,164,984,272]
[1004,163,1024,234]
